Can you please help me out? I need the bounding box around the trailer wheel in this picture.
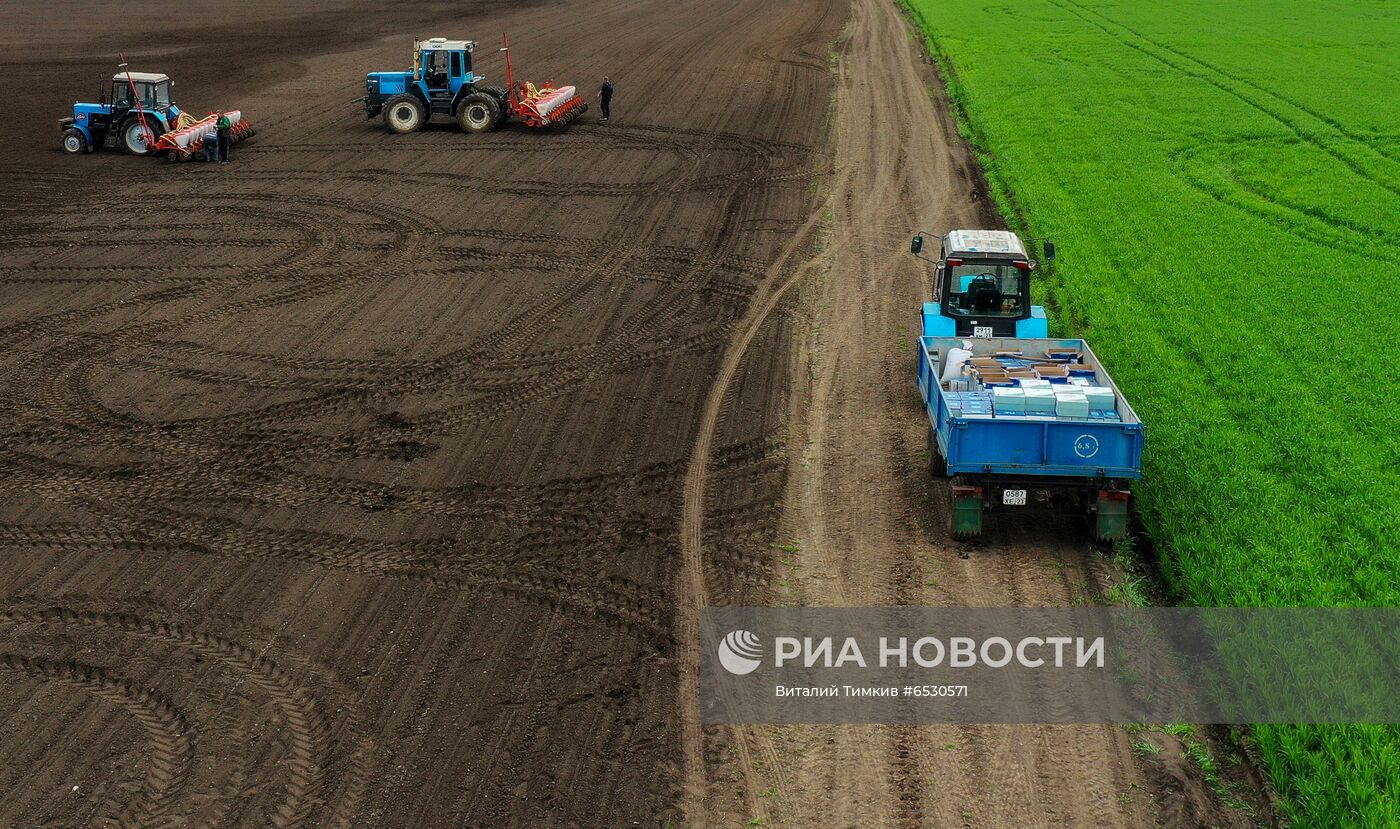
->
[477,85,510,129]
[61,128,89,155]
[120,117,162,156]
[926,429,948,478]
[457,92,500,134]
[383,94,425,134]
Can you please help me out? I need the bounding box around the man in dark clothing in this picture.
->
[597,77,614,123]
[216,113,233,163]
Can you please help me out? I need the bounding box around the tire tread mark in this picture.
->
[0,653,192,829]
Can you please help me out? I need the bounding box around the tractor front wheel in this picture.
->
[121,117,162,156]
[61,128,89,155]
[457,92,500,134]
[383,94,425,134]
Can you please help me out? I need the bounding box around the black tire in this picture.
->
[926,429,948,478]
[120,117,162,156]
[61,128,88,155]
[477,85,510,128]
[382,94,425,134]
[457,92,500,134]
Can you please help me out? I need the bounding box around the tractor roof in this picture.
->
[944,229,1027,259]
[418,38,475,51]
[114,71,170,84]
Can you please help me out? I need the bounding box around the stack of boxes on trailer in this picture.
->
[942,346,1120,421]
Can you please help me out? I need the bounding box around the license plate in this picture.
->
[1002,489,1027,506]
[973,326,993,338]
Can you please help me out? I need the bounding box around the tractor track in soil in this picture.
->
[0,599,371,829]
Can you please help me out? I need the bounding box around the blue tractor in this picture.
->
[910,229,1056,339]
[362,38,510,134]
[59,70,182,155]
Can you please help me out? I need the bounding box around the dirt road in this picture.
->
[678,0,1245,827]
[679,0,1281,824]
[1,0,841,825]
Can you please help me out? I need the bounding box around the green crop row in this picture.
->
[900,0,1400,825]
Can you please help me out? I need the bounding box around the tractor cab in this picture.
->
[111,72,175,113]
[911,229,1054,339]
[60,71,182,155]
[416,39,476,95]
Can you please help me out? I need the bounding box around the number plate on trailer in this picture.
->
[973,326,994,338]
[1002,489,1027,506]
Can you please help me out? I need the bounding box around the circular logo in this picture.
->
[1074,434,1101,459]
[717,629,763,675]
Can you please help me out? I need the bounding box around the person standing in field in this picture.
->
[597,77,614,123]
[216,113,233,163]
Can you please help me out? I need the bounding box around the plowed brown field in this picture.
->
[2,0,842,824]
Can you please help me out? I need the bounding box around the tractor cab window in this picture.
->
[111,80,171,110]
[424,51,449,87]
[450,52,462,77]
[943,262,1027,317]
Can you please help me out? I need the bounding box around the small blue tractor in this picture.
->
[59,69,182,155]
[361,36,586,134]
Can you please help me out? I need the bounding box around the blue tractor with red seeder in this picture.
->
[361,36,587,134]
[59,64,253,159]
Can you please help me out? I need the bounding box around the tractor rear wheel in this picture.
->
[477,85,510,129]
[120,117,162,156]
[383,94,425,134]
[61,128,88,154]
[457,92,500,134]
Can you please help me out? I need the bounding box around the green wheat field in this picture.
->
[903,0,1400,825]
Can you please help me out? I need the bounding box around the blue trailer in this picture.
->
[915,313,1145,541]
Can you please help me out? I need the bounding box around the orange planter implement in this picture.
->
[500,35,588,128]
[155,110,255,160]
